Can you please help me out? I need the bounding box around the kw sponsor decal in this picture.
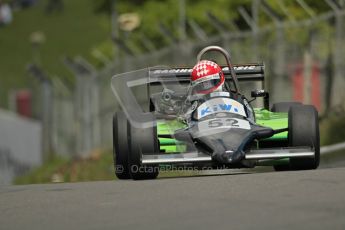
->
[196,98,246,119]
[200,104,238,116]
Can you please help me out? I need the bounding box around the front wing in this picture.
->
[142,147,315,165]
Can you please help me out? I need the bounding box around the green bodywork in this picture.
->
[254,108,288,140]
[158,120,187,153]
[158,109,289,153]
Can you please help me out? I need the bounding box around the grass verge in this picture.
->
[15,150,114,185]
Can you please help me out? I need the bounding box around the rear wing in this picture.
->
[149,63,265,85]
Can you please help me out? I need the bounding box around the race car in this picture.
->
[111,46,320,180]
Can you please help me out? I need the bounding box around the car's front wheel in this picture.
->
[288,105,320,170]
[113,111,131,179]
[271,102,301,171]
[128,121,159,180]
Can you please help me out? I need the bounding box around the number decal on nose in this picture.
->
[198,118,251,133]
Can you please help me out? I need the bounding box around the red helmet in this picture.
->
[191,60,225,94]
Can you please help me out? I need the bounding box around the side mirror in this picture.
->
[251,89,269,98]
[250,89,270,110]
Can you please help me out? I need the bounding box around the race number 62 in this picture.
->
[208,118,239,128]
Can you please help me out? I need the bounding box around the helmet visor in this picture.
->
[191,73,222,94]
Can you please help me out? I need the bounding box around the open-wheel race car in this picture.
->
[111,46,320,180]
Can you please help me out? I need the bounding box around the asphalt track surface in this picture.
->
[1,166,345,230]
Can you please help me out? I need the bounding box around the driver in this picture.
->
[181,60,229,123]
[190,60,225,96]
[185,60,255,123]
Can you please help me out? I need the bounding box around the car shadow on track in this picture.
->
[156,167,273,180]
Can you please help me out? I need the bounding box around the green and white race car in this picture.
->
[111,46,320,180]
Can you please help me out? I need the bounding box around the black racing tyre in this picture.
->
[271,102,302,171]
[271,102,302,113]
[113,111,131,179]
[273,164,291,171]
[128,121,159,180]
[288,105,320,170]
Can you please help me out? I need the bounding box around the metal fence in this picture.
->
[29,1,345,159]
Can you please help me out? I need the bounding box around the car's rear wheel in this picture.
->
[271,102,302,113]
[113,111,131,179]
[128,121,159,180]
[288,105,320,170]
